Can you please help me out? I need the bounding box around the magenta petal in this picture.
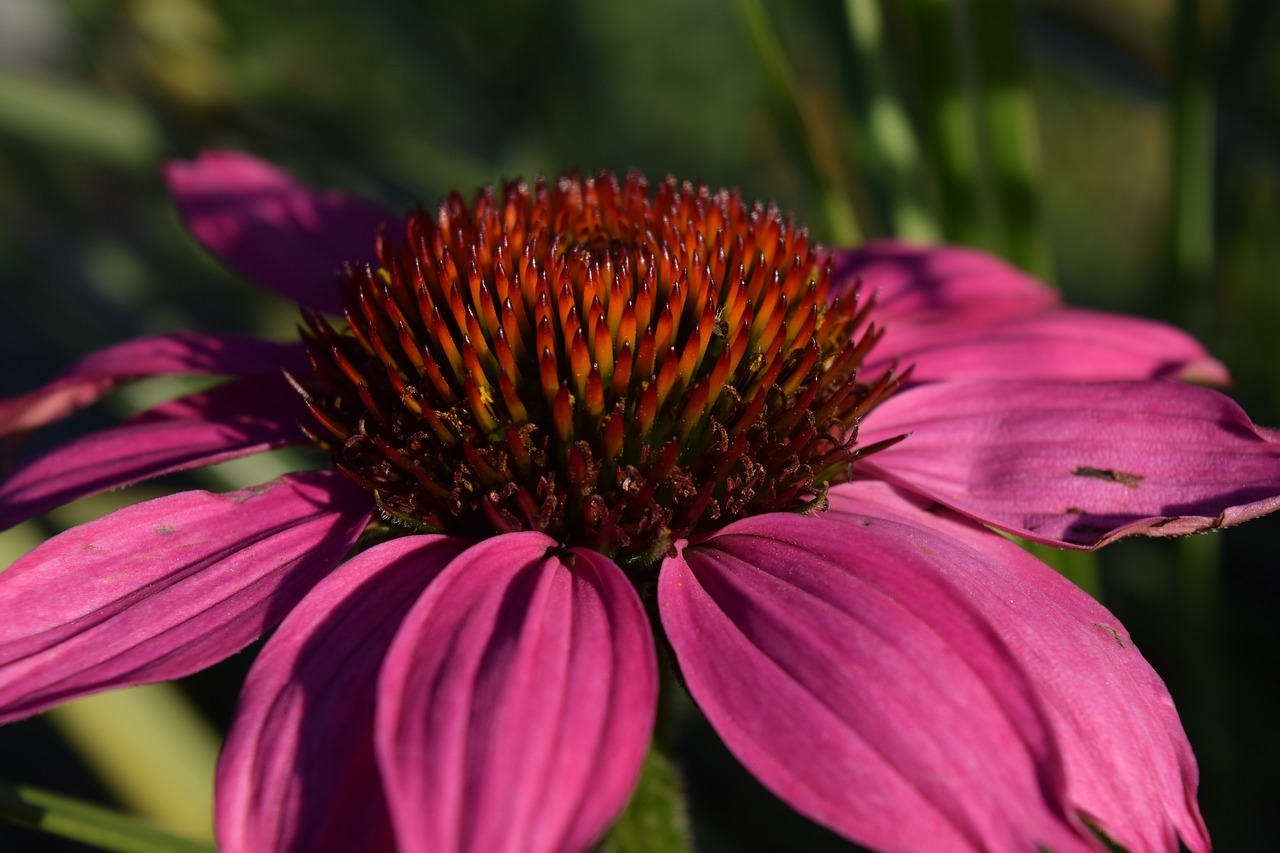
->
[831,240,1059,324]
[0,471,372,724]
[0,332,305,437]
[826,481,1210,853]
[860,379,1280,546]
[375,533,657,853]
[0,376,308,531]
[864,307,1230,384]
[217,535,468,853]
[165,150,395,312]
[662,514,1097,853]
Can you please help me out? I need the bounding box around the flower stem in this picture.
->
[969,0,1054,279]
[45,684,218,841]
[1170,0,1218,334]
[904,0,992,250]
[1169,0,1240,836]
[840,0,938,241]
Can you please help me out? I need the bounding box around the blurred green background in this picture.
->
[0,0,1277,850]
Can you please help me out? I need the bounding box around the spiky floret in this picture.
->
[293,171,905,571]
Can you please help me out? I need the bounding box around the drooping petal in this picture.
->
[661,513,1097,853]
[217,535,468,853]
[0,471,371,724]
[0,332,305,438]
[165,150,395,313]
[0,376,309,532]
[826,480,1210,853]
[376,533,657,853]
[863,307,1229,385]
[830,241,1059,324]
[859,379,1280,547]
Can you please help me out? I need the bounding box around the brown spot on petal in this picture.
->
[1072,466,1144,488]
[231,480,277,504]
[155,525,175,536]
[1063,520,1114,539]
[1093,622,1126,648]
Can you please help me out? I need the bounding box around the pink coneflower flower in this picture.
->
[2,150,1278,852]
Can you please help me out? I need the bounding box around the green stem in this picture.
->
[1169,0,1238,837]
[905,0,991,248]
[841,0,938,241]
[46,684,219,840]
[969,0,1054,278]
[1171,0,1217,333]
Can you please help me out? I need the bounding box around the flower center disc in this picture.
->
[295,172,902,571]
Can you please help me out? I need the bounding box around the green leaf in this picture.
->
[599,744,693,853]
[0,780,215,853]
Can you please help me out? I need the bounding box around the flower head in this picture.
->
[297,172,902,565]
[3,150,1279,852]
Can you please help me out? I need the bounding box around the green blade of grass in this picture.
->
[0,780,215,853]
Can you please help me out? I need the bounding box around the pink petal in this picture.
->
[0,376,308,532]
[0,332,305,438]
[217,535,468,853]
[165,150,396,312]
[826,480,1210,853]
[0,471,372,724]
[859,379,1280,547]
[661,513,1097,853]
[864,307,1229,385]
[831,240,1059,324]
[376,533,657,853]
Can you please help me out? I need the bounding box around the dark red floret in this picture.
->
[293,172,904,570]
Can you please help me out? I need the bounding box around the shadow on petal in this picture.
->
[663,511,1099,853]
[375,533,658,853]
[217,534,468,853]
